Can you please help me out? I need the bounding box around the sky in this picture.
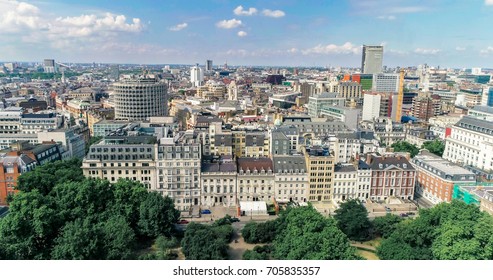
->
[0,0,493,68]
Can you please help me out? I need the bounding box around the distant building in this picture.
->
[206,60,213,72]
[190,64,204,87]
[43,59,56,73]
[361,45,383,74]
[337,81,362,101]
[319,105,360,130]
[307,93,346,117]
[411,95,441,121]
[113,77,167,121]
[362,93,381,121]
[481,87,493,107]
[372,73,399,93]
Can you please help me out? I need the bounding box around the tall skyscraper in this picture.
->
[190,64,204,87]
[361,45,383,74]
[43,59,56,73]
[113,76,167,121]
[206,60,213,71]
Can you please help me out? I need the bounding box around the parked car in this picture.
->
[399,213,409,217]
[201,209,211,214]
[230,217,240,222]
[177,219,189,224]
[406,212,416,216]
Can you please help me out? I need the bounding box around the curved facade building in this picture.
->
[113,77,167,121]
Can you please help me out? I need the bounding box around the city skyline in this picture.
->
[1,0,493,68]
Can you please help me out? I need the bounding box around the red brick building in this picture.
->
[0,153,37,205]
[367,154,416,201]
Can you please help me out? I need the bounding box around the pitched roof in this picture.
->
[237,157,273,172]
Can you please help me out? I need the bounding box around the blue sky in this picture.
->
[1,0,492,67]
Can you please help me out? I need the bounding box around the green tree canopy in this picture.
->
[334,199,372,241]
[16,158,84,195]
[372,214,403,238]
[272,206,359,260]
[138,192,180,238]
[391,141,419,158]
[377,200,493,260]
[181,222,233,260]
[242,220,278,244]
[1,169,179,259]
[422,139,445,157]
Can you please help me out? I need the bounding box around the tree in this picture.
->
[242,220,278,244]
[272,206,359,260]
[1,161,180,260]
[243,245,272,260]
[16,158,84,195]
[181,222,232,260]
[377,200,493,260]
[138,192,180,238]
[334,199,372,241]
[372,214,403,238]
[86,136,103,154]
[422,139,445,157]
[51,218,105,260]
[391,141,419,158]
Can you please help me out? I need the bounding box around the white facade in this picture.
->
[357,163,371,201]
[273,156,309,203]
[372,73,399,93]
[443,116,493,172]
[333,165,359,203]
[201,172,237,207]
[362,93,381,121]
[190,64,204,87]
[156,142,201,211]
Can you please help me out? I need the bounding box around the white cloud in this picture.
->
[387,49,409,55]
[302,42,360,55]
[377,15,396,20]
[0,1,143,37]
[485,0,493,6]
[216,18,242,29]
[480,46,493,54]
[233,5,257,16]
[55,13,143,35]
[0,0,145,53]
[0,0,45,32]
[287,48,299,54]
[168,22,188,31]
[225,49,249,57]
[387,6,426,13]
[262,9,285,18]
[237,31,247,37]
[455,46,466,51]
[414,48,441,55]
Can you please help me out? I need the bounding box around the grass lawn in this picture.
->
[356,249,379,260]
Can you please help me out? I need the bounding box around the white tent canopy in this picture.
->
[239,201,268,216]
